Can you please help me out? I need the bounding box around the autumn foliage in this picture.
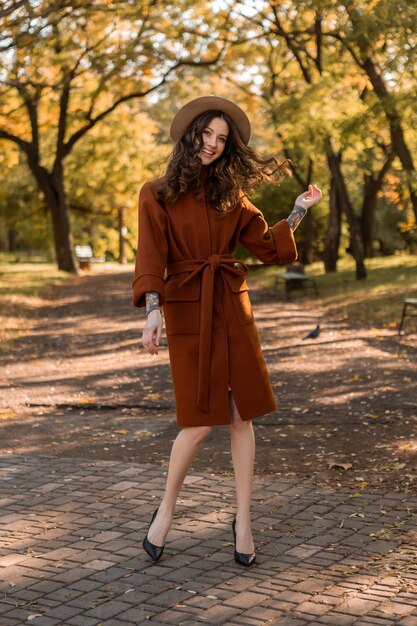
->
[0,0,416,274]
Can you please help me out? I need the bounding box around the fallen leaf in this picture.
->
[0,409,17,420]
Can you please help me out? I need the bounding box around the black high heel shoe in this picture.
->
[232,517,256,567]
[143,508,165,562]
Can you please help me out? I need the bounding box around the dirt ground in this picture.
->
[1,265,416,494]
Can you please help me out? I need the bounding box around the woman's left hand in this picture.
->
[295,184,322,209]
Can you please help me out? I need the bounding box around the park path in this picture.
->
[0,265,416,625]
[0,265,415,487]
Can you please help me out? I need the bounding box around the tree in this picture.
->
[222,0,368,276]
[0,0,229,271]
[66,105,167,261]
[328,0,417,221]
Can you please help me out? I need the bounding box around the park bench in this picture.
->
[75,244,93,270]
[398,298,417,335]
[275,262,319,300]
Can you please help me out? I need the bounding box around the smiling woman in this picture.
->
[198,117,229,164]
[132,94,322,567]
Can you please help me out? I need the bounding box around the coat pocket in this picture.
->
[164,275,201,335]
[224,273,254,326]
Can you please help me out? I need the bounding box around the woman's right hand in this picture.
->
[141,309,163,355]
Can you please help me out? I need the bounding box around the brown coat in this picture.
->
[132,177,298,427]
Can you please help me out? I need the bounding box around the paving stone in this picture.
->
[0,455,416,626]
[66,616,100,626]
[397,618,417,626]
[42,604,83,620]
[269,617,308,626]
[243,606,287,621]
[296,601,332,616]
[195,604,242,623]
[274,590,313,604]
[376,603,417,616]
[85,599,132,619]
[316,614,357,625]
[224,591,270,609]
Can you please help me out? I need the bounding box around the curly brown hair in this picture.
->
[157,110,289,213]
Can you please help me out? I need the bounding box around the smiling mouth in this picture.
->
[201,148,215,157]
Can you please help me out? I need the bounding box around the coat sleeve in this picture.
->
[238,196,298,265]
[132,182,168,308]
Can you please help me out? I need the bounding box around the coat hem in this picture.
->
[175,403,277,428]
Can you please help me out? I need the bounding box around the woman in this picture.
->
[133,95,321,566]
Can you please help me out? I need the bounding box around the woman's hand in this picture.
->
[295,184,322,209]
[141,309,163,355]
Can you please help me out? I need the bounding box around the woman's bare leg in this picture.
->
[147,425,212,546]
[227,394,255,553]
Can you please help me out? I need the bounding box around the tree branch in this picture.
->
[0,128,31,153]
[322,31,365,69]
[63,53,225,156]
[0,0,25,19]
[268,1,313,84]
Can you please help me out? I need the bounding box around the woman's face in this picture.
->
[198,116,229,165]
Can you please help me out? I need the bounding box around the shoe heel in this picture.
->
[143,508,165,562]
[232,516,256,567]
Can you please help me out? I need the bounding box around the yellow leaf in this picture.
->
[115,429,128,435]
[0,409,17,420]
[144,393,160,401]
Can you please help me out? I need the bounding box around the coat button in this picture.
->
[233,262,244,271]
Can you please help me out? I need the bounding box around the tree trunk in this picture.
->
[8,226,17,252]
[388,120,417,221]
[361,149,395,257]
[325,139,367,279]
[118,206,127,264]
[358,58,417,221]
[26,156,78,273]
[298,208,314,264]
[361,173,378,258]
[323,173,341,272]
[49,172,78,273]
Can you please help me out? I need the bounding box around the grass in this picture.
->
[0,253,416,334]
[249,253,417,328]
[0,262,68,299]
[0,260,70,348]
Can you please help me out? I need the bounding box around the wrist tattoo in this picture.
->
[145,291,160,316]
[286,204,308,231]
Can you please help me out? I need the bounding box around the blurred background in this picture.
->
[0,0,416,279]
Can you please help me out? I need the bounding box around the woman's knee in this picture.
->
[229,414,253,433]
[185,425,212,445]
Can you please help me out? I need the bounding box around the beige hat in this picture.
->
[170,95,251,145]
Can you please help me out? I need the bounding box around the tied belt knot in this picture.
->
[207,253,221,270]
[166,255,248,413]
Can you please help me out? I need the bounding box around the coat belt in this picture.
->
[166,255,249,413]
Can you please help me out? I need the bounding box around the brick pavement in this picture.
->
[0,455,416,625]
